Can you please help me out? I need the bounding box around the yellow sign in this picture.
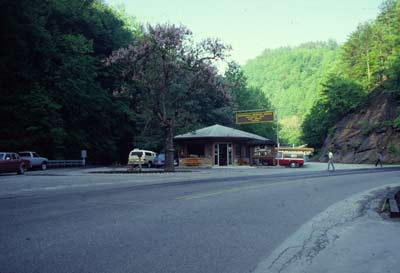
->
[235,110,274,124]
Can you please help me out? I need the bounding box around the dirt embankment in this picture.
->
[319,88,400,163]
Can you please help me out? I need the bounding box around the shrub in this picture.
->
[360,121,373,136]
[388,144,398,155]
[393,116,400,129]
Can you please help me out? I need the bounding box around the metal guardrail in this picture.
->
[47,160,84,168]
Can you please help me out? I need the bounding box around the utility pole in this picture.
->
[276,110,280,166]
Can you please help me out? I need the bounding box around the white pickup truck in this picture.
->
[19,151,48,170]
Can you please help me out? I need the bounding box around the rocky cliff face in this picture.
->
[319,88,400,163]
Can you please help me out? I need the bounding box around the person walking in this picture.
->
[328,151,335,171]
[375,151,383,167]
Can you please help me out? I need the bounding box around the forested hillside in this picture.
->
[4,0,397,165]
[243,41,338,145]
[0,0,274,164]
[0,0,138,163]
[302,0,400,153]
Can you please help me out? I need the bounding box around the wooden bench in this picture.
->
[182,157,201,166]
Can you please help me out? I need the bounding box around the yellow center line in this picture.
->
[176,180,296,200]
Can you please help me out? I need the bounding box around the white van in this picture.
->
[128,149,157,167]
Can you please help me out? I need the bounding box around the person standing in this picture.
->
[375,151,383,167]
[328,151,335,171]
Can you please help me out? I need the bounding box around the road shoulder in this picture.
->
[253,184,400,273]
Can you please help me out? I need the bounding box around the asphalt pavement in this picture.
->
[0,163,399,273]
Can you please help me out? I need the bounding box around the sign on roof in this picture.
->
[235,110,274,124]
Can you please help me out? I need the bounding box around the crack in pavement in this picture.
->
[271,209,361,273]
[253,184,400,273]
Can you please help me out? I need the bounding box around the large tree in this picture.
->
[224,62,276,141]
[106,24,230,171]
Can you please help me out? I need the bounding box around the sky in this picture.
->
[107,0,384,64]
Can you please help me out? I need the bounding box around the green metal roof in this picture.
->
[174,124,270,141]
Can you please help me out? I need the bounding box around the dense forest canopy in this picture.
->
[243,41,338,145]
[0,0,275,164]
[0,0,138,162]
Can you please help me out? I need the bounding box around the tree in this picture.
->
[224,62,276,140]
[374,0,400,87]
[242,41,338,145]
[106,24,230,171]
[301,76,366,148]
[342,23,375,89]
[301,0,400,149]
[0,0,139,162]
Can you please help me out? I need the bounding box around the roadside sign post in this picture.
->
[235,109,279,166]
[81,150,87,167]
[138,152,143,173]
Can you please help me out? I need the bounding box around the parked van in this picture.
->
[276,152,304,168]
[128,149,157,168]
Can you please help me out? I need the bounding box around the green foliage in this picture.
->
[4,0,399,164]
[327,127,336,138]
[340,0,400,90]
[224,62,276,141]
[301,76,366,147]
[350,140,362,149]
[301,0,400,148]
[341,23,374,89]
[340,0,400,91]
[360,121,373,136]
[388,143,399,155]
[243,41,339,145]
[0,0,138,162]
[106,24,235,169]
[0,0,273,165]
[393,115,400,129]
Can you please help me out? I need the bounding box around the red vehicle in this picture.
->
[0,152,30,174]
[276,151,304,168]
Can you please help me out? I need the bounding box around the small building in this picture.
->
[174,124,274,167]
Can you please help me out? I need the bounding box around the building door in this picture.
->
[219,143,228,166]
[214,143,233,166]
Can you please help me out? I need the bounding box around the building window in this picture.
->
[188,144,205,157]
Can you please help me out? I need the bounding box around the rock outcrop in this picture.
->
[319,88,400,163]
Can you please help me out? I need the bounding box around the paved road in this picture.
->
[1,166,399,273]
